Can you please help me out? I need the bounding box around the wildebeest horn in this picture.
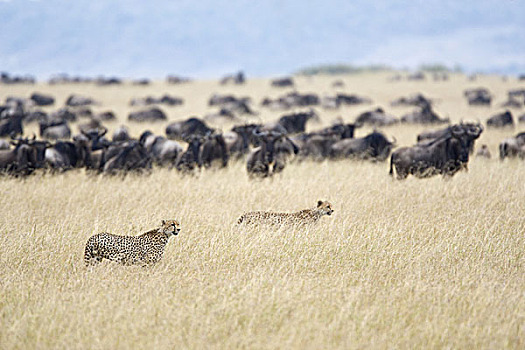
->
[390,136,397,145]
[30,133,36,141]
[98,127,108,137]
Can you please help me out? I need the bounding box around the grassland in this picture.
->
[0,73,524,349]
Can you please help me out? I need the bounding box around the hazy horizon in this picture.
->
[1,0,524,79]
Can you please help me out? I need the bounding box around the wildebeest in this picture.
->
[401,104,449,124]
[200,132,229,168]
[102,141,151,175]
[391,93,433,108]
[66,94,97,107]
[389,125,480,179]
[39,118,71,140]
[278,109,319,134]
[141,132,183,167]
[166,117,213,140]
[355,108,399,126]
[166,75,191,84]
[271,77,294,87]
[30,92,55,106]
[417,122,483,154]
[0,106,24,137]
[130,95,183,107]
[128,107,167,122]
[0,136,38,176]
[78,117,106,135]
[336,93,372,106]
[464,88,491,106]
[1,72,36,84]
[112,125,131,142]
[486,110,514,128]
[246,130,300,177]
[226,124,260,158]
[499,132,525,160]
[44,137,90,170]
[207,94,256,119]
[175,134,206,173]
[261,92,319,110]
[330,131,396,161]
[295,122,359,161]
[220,71,245,85]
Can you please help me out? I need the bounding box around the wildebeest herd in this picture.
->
[1,72,524,179]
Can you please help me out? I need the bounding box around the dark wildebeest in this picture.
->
[128,107,167,122]
[102,141,151,175]
[330,131,396,161]
[499,132,525,160]
[355,108,399,126]
[225,124,260,158]
[487,110,514,128]
[0,136,38,176]
[112,125,131,142]
[166,75,191,84]
[200,132,229,168]
[389,125,479,179]
[261,92,319,110]
[246,130,299,178]
[166,117,213,140]
[391,93,433,108]
[220,71,245,85]
[30,93,55,106]
[175,134,207,173]
[66,94,97,107]
[39,119,71,140]
[278,109,320,134]
[78,117,106,135]
[401,104,449,124]
[130,95,183,107]
[0,106,24,137]
[271,77,294,87]
[44,137,90,170]
[296,122,359,161]
[144,135,183,167]
[464,88,491,106]
[336,93,372,106]
[417,122,483,155]
[96,111,116,121]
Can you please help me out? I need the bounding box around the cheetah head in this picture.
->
[161,219,181,236]
[317,200,334,216]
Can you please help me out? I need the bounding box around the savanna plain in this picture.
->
[0,73,524,349]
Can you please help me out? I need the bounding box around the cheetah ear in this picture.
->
[317,200,323,207]
[161,220,166,225]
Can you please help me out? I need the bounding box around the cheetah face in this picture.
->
[161,220,181,236]
[317,200,334,216]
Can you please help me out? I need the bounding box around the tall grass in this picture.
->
[0,74,523,349]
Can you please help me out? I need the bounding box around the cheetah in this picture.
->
[237,200,334,228]
[84,219,180,266]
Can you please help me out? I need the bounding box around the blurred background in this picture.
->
[1,0,524,79]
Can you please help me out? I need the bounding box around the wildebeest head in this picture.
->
[449,125,470,164]
[183,134,206,165]
[81,127,108,150]
[252,129,284,164]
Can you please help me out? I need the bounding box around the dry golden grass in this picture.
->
[0,73,524,349]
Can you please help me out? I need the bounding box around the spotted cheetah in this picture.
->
[237,200,334,227]
[84,220,180,266]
